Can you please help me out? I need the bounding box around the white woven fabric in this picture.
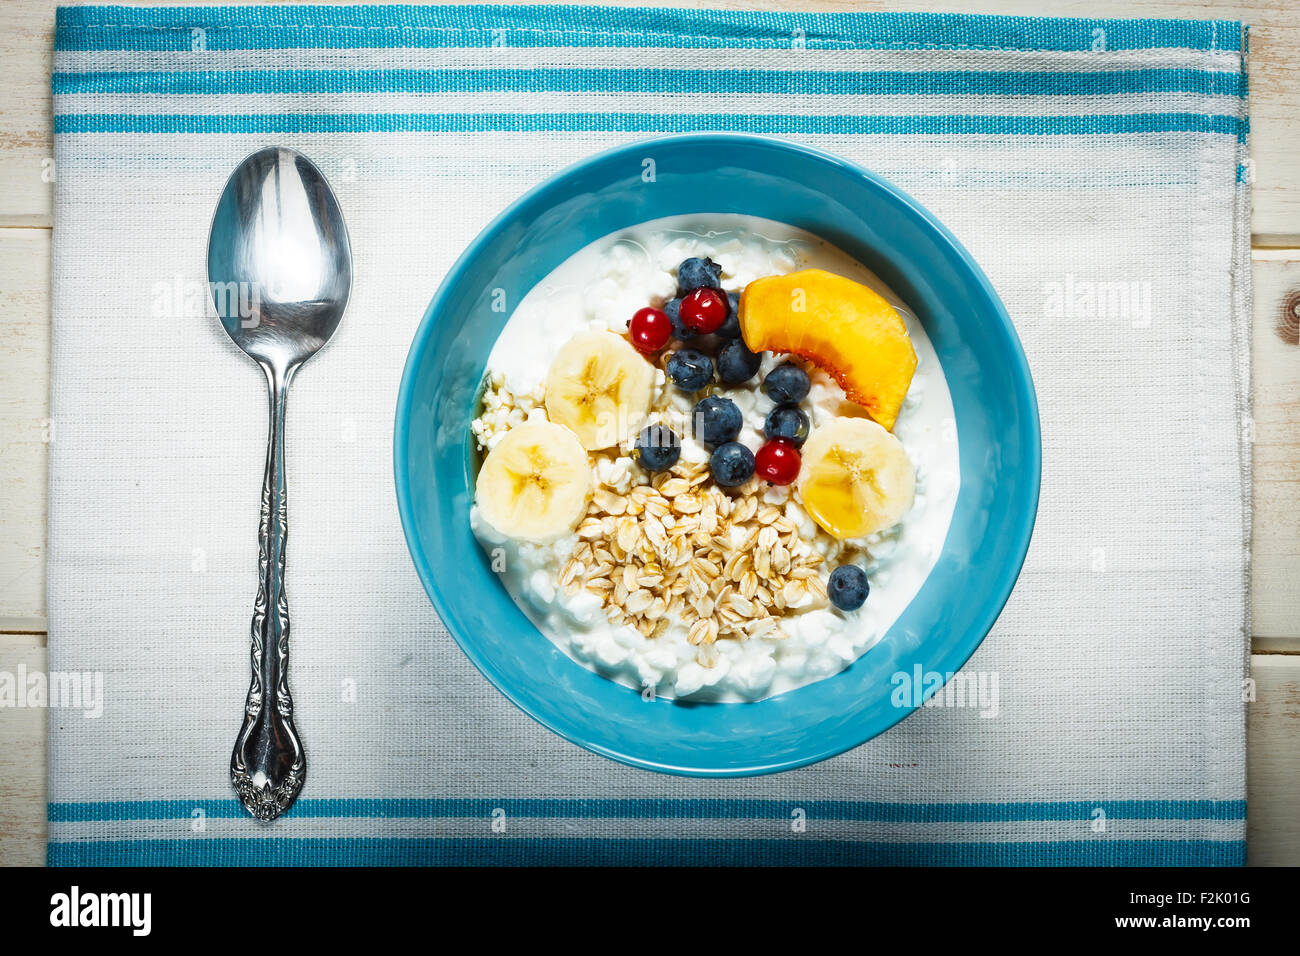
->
[46,5,1250,865]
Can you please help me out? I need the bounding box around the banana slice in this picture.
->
[798,417,916,539]
[544,331,655,450]
[475,421,591,543]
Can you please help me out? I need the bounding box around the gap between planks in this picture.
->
[1,222,1298,243]
[0,220,1297,245]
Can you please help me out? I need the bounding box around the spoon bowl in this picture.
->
[207,146,351,819]
[209,147,351,371]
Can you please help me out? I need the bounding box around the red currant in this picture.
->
[680,287,728,334]
[755,438,801,485]
[629,306,672,353]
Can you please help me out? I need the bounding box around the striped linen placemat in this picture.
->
[47,5,1250,865]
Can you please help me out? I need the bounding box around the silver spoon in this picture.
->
[207,147,352,820]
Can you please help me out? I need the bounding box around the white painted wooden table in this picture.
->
[1,0,1297,867]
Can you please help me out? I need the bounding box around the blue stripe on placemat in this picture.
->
[47,837,1246,867]
[50,798,1248,822]
[52,111,1248,139]
[54,6,1243,53]
[51,68,1248,99]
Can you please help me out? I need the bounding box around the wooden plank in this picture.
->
[0,0,54,226]
[0,639,47,866]
[0,228,48,628]
[34,225,1297,640]
[0,645,1291,866]
[1251,253,1300,645]
[1,0,1299,235]
[1247,653,1300,865]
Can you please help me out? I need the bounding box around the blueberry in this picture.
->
[715,292,742,339]
[663,297,696,341]
[666,348,714,392]
[693,395,743,446]
[634,425,681,472]
[764,404,810,447]
[717,339,762,385]
[828,565,869,611]
[676,257,722,295]
[763,362,811,404]
[709,442,755,487]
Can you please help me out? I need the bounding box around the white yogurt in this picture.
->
[471,214,960,702]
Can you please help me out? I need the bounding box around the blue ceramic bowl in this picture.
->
[395,134,1039,776]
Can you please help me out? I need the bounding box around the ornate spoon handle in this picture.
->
[231,364,305,820]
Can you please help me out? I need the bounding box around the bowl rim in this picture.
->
[394,132,1041,776]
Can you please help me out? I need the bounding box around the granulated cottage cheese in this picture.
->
[470,214,959,701]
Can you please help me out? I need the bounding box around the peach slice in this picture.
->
[739,269,917,431]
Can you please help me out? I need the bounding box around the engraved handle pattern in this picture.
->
[230,365,305,820]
